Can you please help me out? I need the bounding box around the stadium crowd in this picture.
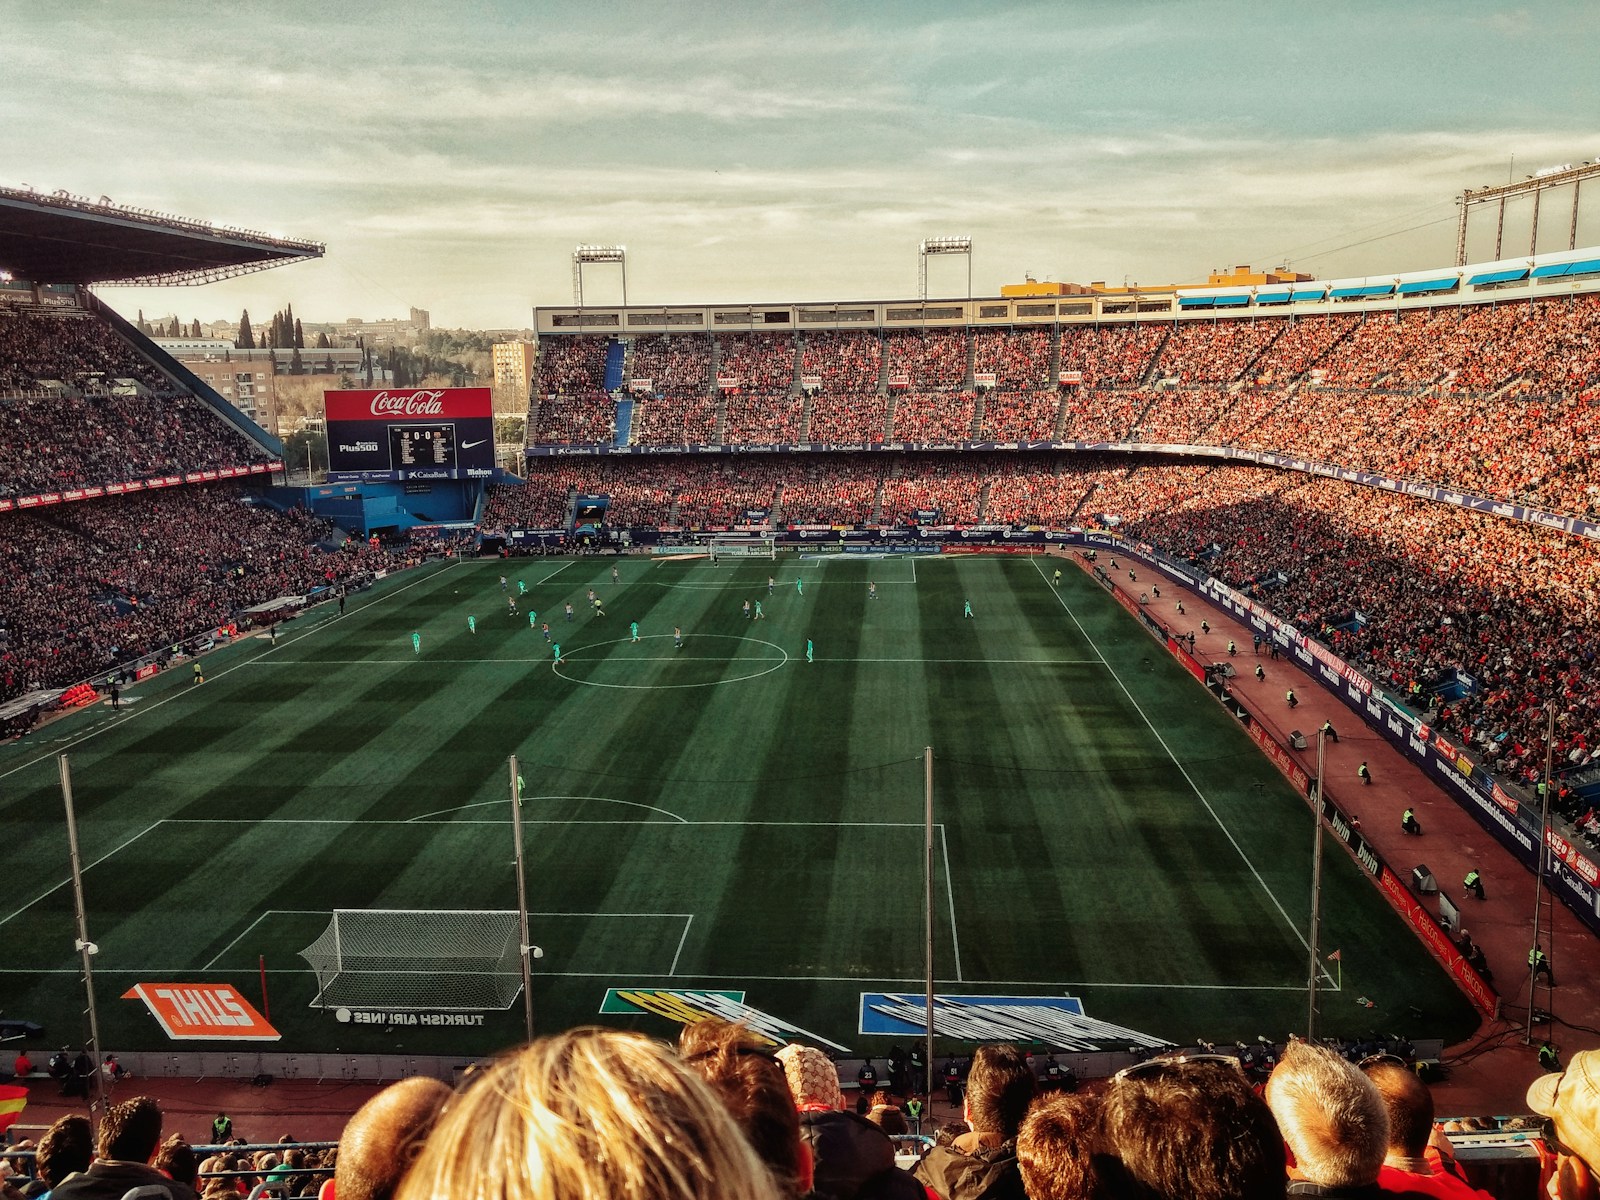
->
[15,1030,1592,1200]
[0,486,403,702]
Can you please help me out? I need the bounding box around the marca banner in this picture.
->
[859,994,1168,1050]
[325,387,494,482]
[122,982,280,1041]
[599,987,850,1052]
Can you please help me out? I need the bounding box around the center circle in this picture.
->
[553,634,790,690]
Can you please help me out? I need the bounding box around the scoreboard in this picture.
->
[324,388,494,482]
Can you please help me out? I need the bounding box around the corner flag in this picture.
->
[1327,949,1341,962]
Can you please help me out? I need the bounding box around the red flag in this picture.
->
[1327,949,1342,962]
[0,1084,27,1133]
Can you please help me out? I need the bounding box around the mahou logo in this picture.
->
[370,390,446,417]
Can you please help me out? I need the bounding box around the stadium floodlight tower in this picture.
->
[573,243,628,308]
[918,236,972,301]
[1454,160,1600,265]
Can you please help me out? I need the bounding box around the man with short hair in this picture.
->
[1016,1094,1108,1200]
[33,1114,93,1198]
[1265,1041,1388,1197]
[1361,1058,1489,1198]
[1100,1056,1286,1200]
[1527,1049,1600,1200]
[52,1096,196,1200]
[913,1043,1036,1200]
[334,1078,449,1200]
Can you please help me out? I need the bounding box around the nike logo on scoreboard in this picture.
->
[462,439,487,449]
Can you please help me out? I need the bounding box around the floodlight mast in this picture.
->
[1454,160,1600,265]
[573,244,628,309]
[918,236,972,302]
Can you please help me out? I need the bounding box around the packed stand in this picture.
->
[530,392,614,444]
[1246,312,1361,383]
[807,390,890,444]
[972,327,1051,388]
[723,391,804,443]
[882,328,967,389]
[977,389,1061,440]
[878,454,991,524]
[778,455,881,524]
[0,308,274,498]
[0,485,403,701]
[716,332,798,392]
[626,334,717,445]
[1153,315,1284,384]
[801,330,882,394]
[534,336,609,396]
[1059,322,1166,388]
[631,391,719,444]
[890,391,976,441]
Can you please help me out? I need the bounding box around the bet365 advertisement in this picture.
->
[325,387,494,482]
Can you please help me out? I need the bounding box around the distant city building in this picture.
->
[491,340,537,398]
[324,306,431,346]
[151,341,370,430]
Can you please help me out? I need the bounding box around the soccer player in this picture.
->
[1052,568,1062,586]
[768,576,775,595]
[516,774,526,808]
[796,576,804,596]
[963,599,973,619]
[192,661,204,685]
[499,575,508,592]
[553,643,563,664]
[412,632,421,654]
[754,600,764,620]
[508,597,518,616]
[517,579,526,596]
[565,602,574,621]
[541,622,552,642]
[593,597,606,617]
[868,581,877,601]
[743,599,751,619]
[806,639,814,663]
[468,615,477,634]
[529,610,538,629]
[612,565,620,584]
[674,626,684,649]
[631,621,640,643]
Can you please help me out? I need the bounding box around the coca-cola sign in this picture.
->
[369,389,447,417]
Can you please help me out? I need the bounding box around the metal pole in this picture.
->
[1306,731,1327,1038]
[1526,702,1557,1043]
[924,745,936,1099]
[509,754,535,1043]
[59,754,105,1120]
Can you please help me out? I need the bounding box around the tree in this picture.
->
[283,429,328,476]
[237,310,254,349]
[166,317,180,337]
[293,317,305,349]
[290,346,304,375]
[315,330,330,349]
[136,309,148,334]
[190,319,202,338]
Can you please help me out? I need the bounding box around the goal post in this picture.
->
[707,535,777,562]
[298,910,524,1011]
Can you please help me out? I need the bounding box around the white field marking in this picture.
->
[940,824,963,982]
[0,559,462,784]
[1029,556,1313,957]
[533,562,573,584]
[554,634,789,690]
[911,557,916,583]
[158,818,933,828]
[669,914,694,975]
[0,967,1323,990]
[0,822,163,930]
[246,655,1102,667]
[406,796,688,824]
[202,908,329,970]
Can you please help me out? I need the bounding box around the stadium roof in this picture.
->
[0,184,324,286]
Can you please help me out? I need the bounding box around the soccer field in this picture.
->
[1,552,1478,1055]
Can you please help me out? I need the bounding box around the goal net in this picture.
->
[298,910,524,1011]
[708,536,777,561]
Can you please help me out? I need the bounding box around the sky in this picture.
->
[5,0,1599,329]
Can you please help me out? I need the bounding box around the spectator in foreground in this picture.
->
[1015,1093,1109,1200]
[1100,1055,1286,1200]
[333,1077,450,1200]
[151,1136,198,1195]
[395,1028,782,1200]
[1360,1058,1488,1198]
[775,1042,924,1200]
[1266,1041,1388,1197]
[1527,1049,1600,1200]
[680,1021,811,1198]
[913,1043,1036,1200]
[27,1115,93,1200]
[51,1096,196,1200]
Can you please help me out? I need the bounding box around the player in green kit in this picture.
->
[469,615,477,633]
[963,600,972,619]
[797,576,804,596]
[517,579,526,596]
[631,621,640,643]
[806,639,813,663]
[529,611,538,629]
[553,643,562,664]
[754,600,763,620]
[411,632,421,655]
[516,774,525,807]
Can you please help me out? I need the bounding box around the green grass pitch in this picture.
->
[0,552,1478,1055]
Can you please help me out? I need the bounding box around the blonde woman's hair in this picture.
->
[396,1027,784,1200]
